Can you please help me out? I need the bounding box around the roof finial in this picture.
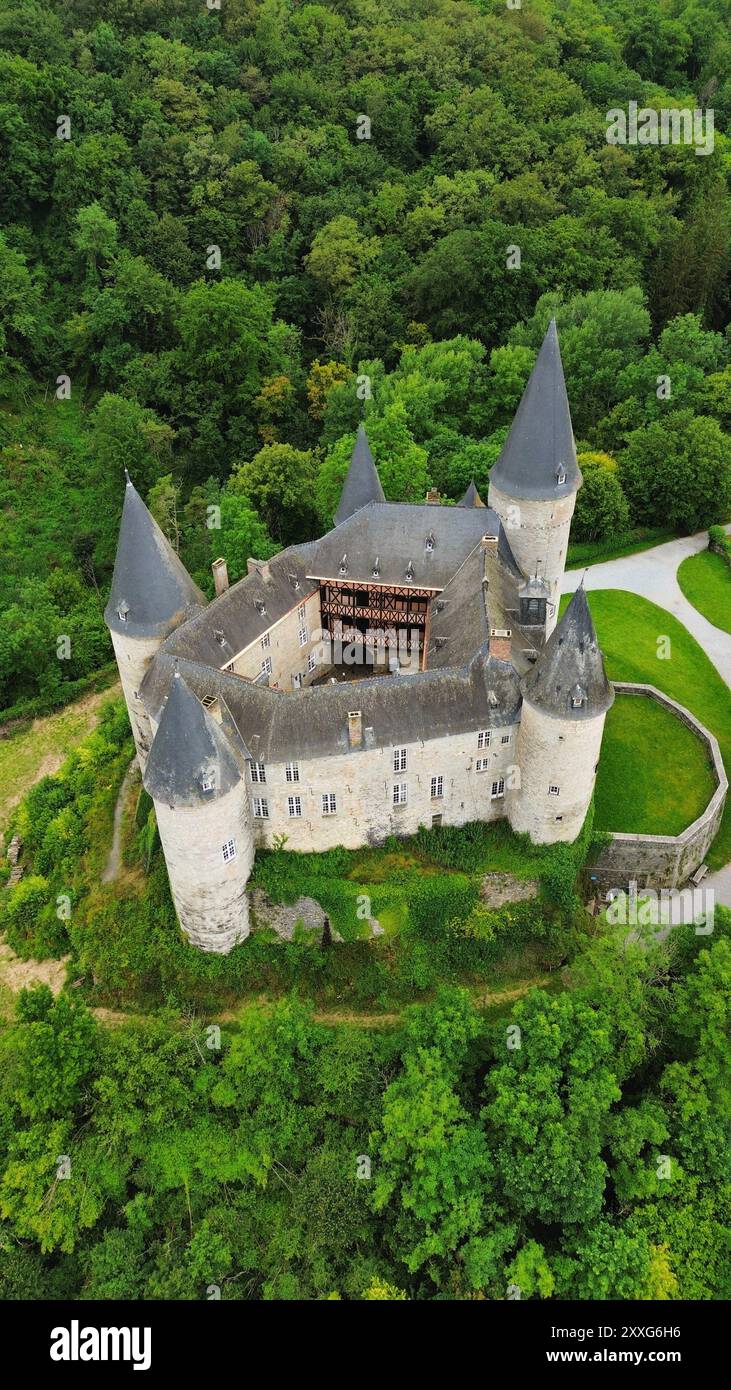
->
[173,657,180,679]
[579,569,588,589]
[124,468,132,486]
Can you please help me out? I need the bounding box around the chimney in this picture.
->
[247,557,271,581]
[489,628,512,662]
[425,487,441,504]
[348,710,363,748]
[481,533,498,552]
[212,557,229,596]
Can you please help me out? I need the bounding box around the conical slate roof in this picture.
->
[105,475,205,638]
[458,479,485,508]
[334,423,385,526]
[489,319,582,501]
[520,587,613,720]
[143,671,244,806]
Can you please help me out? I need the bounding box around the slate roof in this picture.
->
[334,423,385,525]
[163,542,320,666]
[143,670,246,806]
[105,476,206,639]
[488,319,582,502]
[458,479,485,508]
[520,586,614,720]
[307,501,499,590]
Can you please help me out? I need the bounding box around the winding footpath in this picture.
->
[563,527,731,906]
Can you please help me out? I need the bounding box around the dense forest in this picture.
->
[0,0,729,715]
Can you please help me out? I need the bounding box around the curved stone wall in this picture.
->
[589,683,728,892]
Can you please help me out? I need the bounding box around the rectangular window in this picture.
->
[307,652,316,673]
[393,747,407,773]
[393,782,408,806]
[476,758,489,773]
[477,730,491,749]
[501,733,511,745]
[322,793,337,816]
[261,656,272,675]
[430,775,444,799]
[222,838,237,862]
[261,633,271,650]
[285,762,299,782]
[251,762,266,783]
[297,602,306,621]
[253,797,269,819]
[287,795,302,818]
[548,785,560,797]
[491,779,505,799]
[298,626,308,647]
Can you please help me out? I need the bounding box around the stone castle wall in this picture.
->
[508,696,606,844]
[110,628,161,769]
[154,780,254,952]
[488,482,576,636]
[226,588,322,691]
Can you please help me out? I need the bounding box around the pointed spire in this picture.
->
[458,478,485,508]
[489,319,582,501]
[520,587,613,719]
[143,672,243,807]
[334,423,385,526]
[104,477,205,638]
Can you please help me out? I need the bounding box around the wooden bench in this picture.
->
[689,863,709,887]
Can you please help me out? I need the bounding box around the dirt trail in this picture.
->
[102,758,139,883]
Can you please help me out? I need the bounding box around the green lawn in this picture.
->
[677,550,731,635]
[561,590,731,867]
[595,693,716,835]
[566,527,673,570]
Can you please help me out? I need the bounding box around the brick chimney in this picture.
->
[247,557,271,581]
[212,557,229,596]
[348,710,363,748]
[481,533,498,552]
[425,487,441,505]
[489,628,512,662]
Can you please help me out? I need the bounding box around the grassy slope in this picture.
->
[676,550,731,636]
[566,527,674,570]
[595,694,716,835]
[561,590,731,867]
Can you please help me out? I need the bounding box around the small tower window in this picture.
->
[556,465,567,486]
[117,601,129,623]
[571,683,586,709]
[548,785,560,797]
[222,839,237,862]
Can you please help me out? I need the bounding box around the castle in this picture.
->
[105,320,614,952]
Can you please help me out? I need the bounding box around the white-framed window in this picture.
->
[501,733,511,745]
[251,761,266,783]
[222,838,237,862]
[298,626,308,647]
[393,747,407,773]
[287,795,302,817]
[253,797,269,819]
[476,758,489,773]
[201,774,216,793]
[297,602,306,621]
[307,652,316,673]
[477,730,491,749]
[261,656,272,675]
[556,467,567,486]
[322,793,337,816]
[430,775,443,799]
[285,761,299,782]
[393,782,408,806]
[223,661,234,673]
[261,633,271,650]
[491,779,505,799]
[548,784,560,797]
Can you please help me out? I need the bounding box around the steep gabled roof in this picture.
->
[457,479,485,508]
[143,670,244,806]
[334,423,385,526]
[105,475,205,638]
[520,586,613,720]
[488,319,582,501]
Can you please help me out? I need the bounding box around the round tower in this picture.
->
[488,319,582,637]
[509,587,613,844]
[143,671,253,953]
[104,473,205,767]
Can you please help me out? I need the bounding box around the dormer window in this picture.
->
[200,769,216,794]
[288,573,301,591]
[254,600,267,617]
[214,629,226,647]
[571,683,586,709]
[425,532,435,553]
[556,465,567,486]
[117,601,129,623]
[372,555,380,579]
[405,560,415,581]
[339,553,348,576]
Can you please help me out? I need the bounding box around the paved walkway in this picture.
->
[564,528,731,903]
[563,528,731,689]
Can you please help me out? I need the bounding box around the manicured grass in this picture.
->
[595,693,716,835]
[561,590,731,867]
[677,550,731,635]
[566,527,673,570]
